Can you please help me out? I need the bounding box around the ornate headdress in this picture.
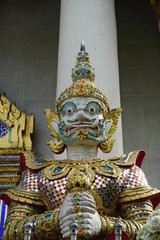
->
[45,41,122,154]
[56,41,109,115]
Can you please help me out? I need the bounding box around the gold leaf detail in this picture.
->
[76,128,88,140]
[44,109,59,139]
[105,108,122,141]
[0,93,34,150]
[44,108,65,154]
[99,139,115,153]
[47,140,65,154]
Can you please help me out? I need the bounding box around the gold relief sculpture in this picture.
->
[0,152,22,193]
[76,128,88,140]
[45,108,65,154]
[99,108,122,153]
[0,93,34,150]
[43,156,121,181]
[0,93,34,193]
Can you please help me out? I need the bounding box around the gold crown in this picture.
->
[56,41,110,114]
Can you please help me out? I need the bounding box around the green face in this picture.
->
[58,97,106,144]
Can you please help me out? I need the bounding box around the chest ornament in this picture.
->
[44,158,121,181]
[66,166,104,210]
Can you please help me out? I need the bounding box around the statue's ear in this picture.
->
[44,109,60,139]
[105,119,112,133]
[105,108,122,141]
[99,108,122,153]
[44,109,65,154]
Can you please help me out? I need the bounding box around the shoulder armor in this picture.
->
[119,186,160,209]
[108,150,145,168]
[2,187,44,206]
[20,151,53,172]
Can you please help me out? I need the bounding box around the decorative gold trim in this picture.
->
[95,161,120,178]
[100,216,106,233]
[99,139,115,154]
[120,200,153,214]
[66,167,93,192]
[105,108,122,141]
[6,187,44,206]
[76,128,88,140]
[37,209,60,238]
[44,158,120,181]
[44,109,60,139]
[0,166,21,172]
[44,108,65,154]
[0,176,20,182]
[109,150,139,166]
[44,150,141,179]
[0,93,34,150]
[90,188,103,209]
[0,148,23,155]
[45,163,70,180]
[47,139,65,154]
[119,186,160,203]
[23,151,53,170]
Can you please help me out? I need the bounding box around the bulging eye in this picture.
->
[88,106,96,114]
[66,107,74,115]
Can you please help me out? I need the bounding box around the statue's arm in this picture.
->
[99,199,153,240]
[2,168,61,240]
[2,200,60,240]
[100,165,160,240]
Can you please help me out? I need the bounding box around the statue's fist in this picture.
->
[59,192,101,239]
[60,210,101,239]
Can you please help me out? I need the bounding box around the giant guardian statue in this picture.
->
[1,42,160,240]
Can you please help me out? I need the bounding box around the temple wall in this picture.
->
[116,0,160,203]
[0,0,159,208]
[0,0,60,158]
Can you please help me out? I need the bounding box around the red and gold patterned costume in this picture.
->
[2,150,160,239]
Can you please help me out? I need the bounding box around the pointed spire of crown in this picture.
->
[80,40,86,51]
[72,41,95,82]
[56,41,110,114]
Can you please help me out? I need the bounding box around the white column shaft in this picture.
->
[56,0,123,158]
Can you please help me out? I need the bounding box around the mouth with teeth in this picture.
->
[64,121,99,133]
[58,118,105,143]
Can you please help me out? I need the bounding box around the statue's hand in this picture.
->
[58,193,75,224]
[60,211,102,239]
[59,192,101,239]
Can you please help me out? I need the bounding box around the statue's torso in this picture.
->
[18,159,148,211]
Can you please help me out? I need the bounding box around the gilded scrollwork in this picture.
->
[0,94,35,194]
[45,108,65,154]
[0,93,34,150]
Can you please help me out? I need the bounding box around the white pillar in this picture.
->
[56,0,123,158]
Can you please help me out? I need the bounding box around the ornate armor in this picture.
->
[2,150,160,239]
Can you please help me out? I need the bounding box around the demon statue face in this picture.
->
[45,42,122,154]
[57,97,112,144]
